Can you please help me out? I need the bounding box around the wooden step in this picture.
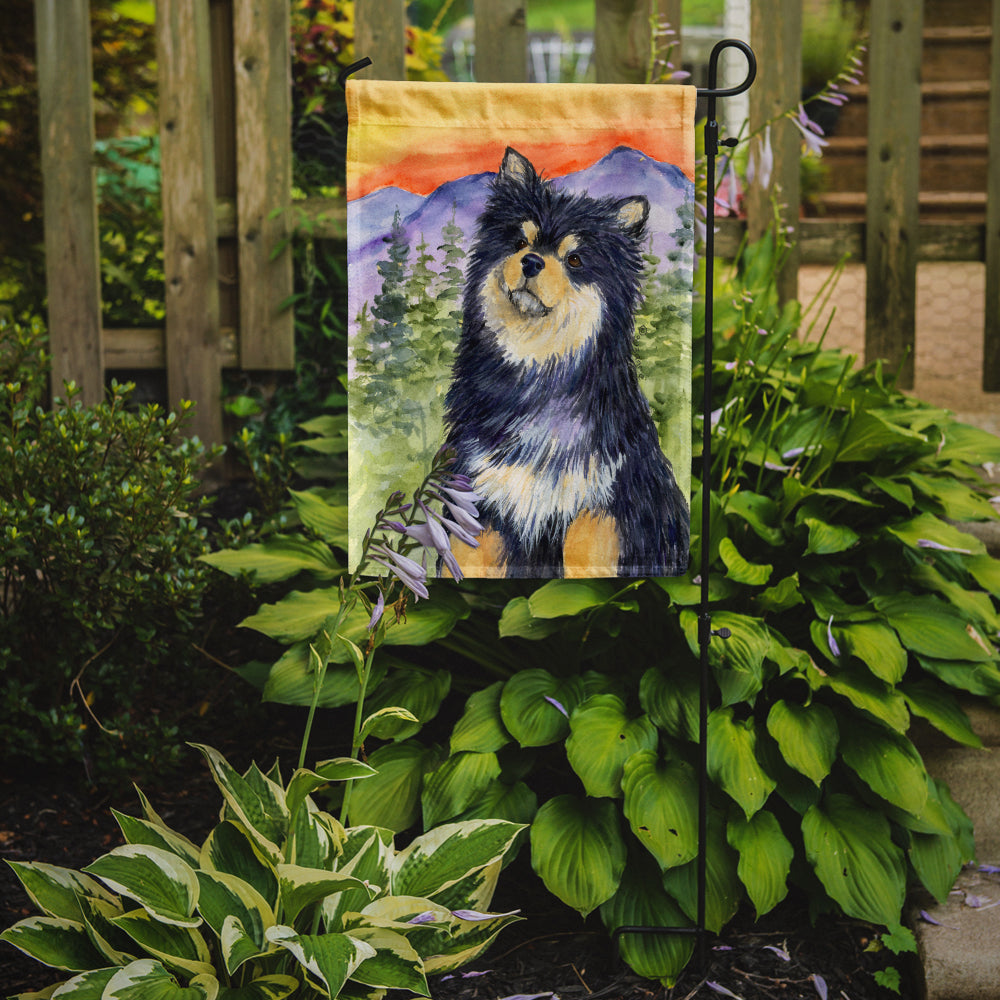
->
[922,0,992,28]
[922,25,993,83]
[814,190,987,222]
[833,80,991,137]
[822,134,989,193]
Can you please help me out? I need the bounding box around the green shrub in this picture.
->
[1,743,524,998]
[0,317,220,783]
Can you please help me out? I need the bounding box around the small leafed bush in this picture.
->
[0,317,218,782]
[1,743,524,998]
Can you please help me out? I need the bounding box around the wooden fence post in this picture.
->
[746,0,802,306]
[594,0,651,84]
[983,0,1000,390]
[34,0,104,405]
[865,0,923,390]
[157,0,223,445]
[474,0,527,82]
[354,0,407,80]
[233,0,294,369]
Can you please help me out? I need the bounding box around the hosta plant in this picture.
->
[1,744,523,999]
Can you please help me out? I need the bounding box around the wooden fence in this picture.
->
[33,0,1000,445]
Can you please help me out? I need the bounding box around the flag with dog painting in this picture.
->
[347,80,695,579]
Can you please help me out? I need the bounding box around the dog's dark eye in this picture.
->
[515,237,529,250]
[567,253,583,268]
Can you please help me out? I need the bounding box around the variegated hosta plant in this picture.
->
[1,744,523,1000]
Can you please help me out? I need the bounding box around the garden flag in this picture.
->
[347,80,696,579]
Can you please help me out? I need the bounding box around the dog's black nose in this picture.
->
[521,253,544,278]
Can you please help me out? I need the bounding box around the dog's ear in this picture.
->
[614,197,650,240]
[499,148,538,186]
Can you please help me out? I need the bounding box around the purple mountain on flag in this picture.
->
[347,146,693,323]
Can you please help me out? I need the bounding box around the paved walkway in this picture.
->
[798,262,1000,435]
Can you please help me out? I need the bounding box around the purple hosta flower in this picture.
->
[763,944,791,962]
[715,157,741,216]
[979,864,1000,874]
[451,908,521,921]
[791,103,829,157]
[917,538,973,555]
[747,124,774,191]
[544,695,569,718]
[707,983,742,999]
[406,502,463,581]
[407,911,438,925]
[827,616,842,657]
[812,974,828,1000]
[367,590,385,631]
[370,543,429,600]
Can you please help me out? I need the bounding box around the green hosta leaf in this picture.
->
[200,822,278,910]
[566,695,658,798]
[839,718,929,817]
[4,862,118,922]
[835,410,927,463]
[727,811,793,917]
[200,535,342,584]
[83,846,200,928]
[835,621,907,684]
[886,512,985,557]
[654,573,737,606]
[453,779,538,827]
[393,820,524,901]
[809,661,910,732]
[190,746,287,862]
[0,916,107,971]
[195,871,273,974]
[661,811,741,933]
[916,655,1000,697]
[527,579,618,617]
[707,708,776,818]
[901,680,982,748]
[765,700,838,786]
[680,610,770,706]
[802,793,906,926]
[909,808,966,906]
[599,853,694,987]
[421,751,502,828]
[265,926,375,997]
[803,517,859,556]
[261,643,387,709]
[724,490,784,545]
[450,682,511,754]
[530,795,626,917]
[497,595,565,639]
[111,908,214,978]
[103,959,218,999]
[967,553,1000,597]
[639,664,699,742]
[362,667,451,740]
[906,472,998,522]
[216,975,299,1000]
[911,562,1000,633]
[874,594,995,662]
[499,670,584,747]
[718,537,772,585]
[288,489,349,547]
[621,751,698,871]
[347,740,442,832]
[346,926,428,994]
[112,812,201,868]
[277,865,374,925]
[935,421,1000,464]
[755,573,804,614]
[866,474,914,509]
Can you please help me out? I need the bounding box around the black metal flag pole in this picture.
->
[613,37,756,972]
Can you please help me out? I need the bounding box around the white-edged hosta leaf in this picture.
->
[802,793,906,926]
[4,862,118,922]
[48,967,118,998]
[190,746,287,863]
[499,670,585,747]
[360,706,422,742]
[450,682,511,754]
[214,974,299,1000]
[566,695,658,799]
[599,852,694,987]
[199,821,278,909]
[727,811,793,918]
[839,719,929,817]
[346,741,442,832]
[285,760,375,822]
[111,812,201,868]
[276,865,375,925]
[392,820,524,901]
[219,915,270,978]
[765,701,838,786]
[76,895,135,966]
[264,925,375,997]
[288,802,343,870]
[344,926,429,994]
[102,958,218,999]
[0,916,106,971]
[661,811,741,934]
[529,795,626,917]
[195,871,273,968]
[707,708,776,818]
[421,907,523,975]
[362,668,451,741]
[621,751,698,871]
[421,752,502,829]
[322,829,393,931]
[83,846,200,928]
[110,908,214,978]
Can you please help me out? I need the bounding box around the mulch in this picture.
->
[1,746,913,1000]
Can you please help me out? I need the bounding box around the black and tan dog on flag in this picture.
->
[444,147,689,578]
